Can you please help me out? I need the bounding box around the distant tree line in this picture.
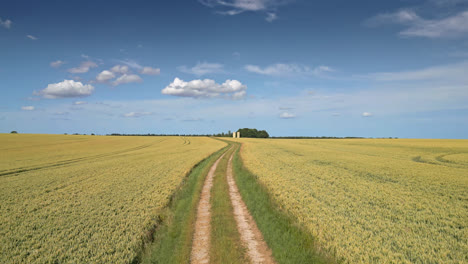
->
[271,136,364,139]
[270,136,398,139]
[236,128,269,138]
[107,133,222,137]
[104,128,271,138]
[102,132,396,139]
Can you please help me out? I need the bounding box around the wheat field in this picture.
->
[237,138,468,263]
[0,134,225,263]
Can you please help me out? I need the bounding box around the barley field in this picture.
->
[0,134,225,263]
[237,138,468,263]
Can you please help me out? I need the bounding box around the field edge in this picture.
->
[139,140,230,263]
[231,141,335,264]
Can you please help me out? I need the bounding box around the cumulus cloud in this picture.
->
[245,63,334,77]
[140,66,161,75]
[362,112,373,117]
[111,65,130,74]
[279,112,296,119]
[0,18,12,29]
[26,35,38,40]
[96,70,116,82]
[112,74,143,86]
[162,77,247,99]
[365,10,468,38]
[50,60,64,68]
[178,62,224,76]
[73,101,87,105]
[21,106,35,111]
[123,112,153,118]
[199,0,290,22]
[36,80,94,99]
[68,61,98,74]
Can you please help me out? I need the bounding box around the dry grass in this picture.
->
[0,134,225,263]
[237,138,468,263]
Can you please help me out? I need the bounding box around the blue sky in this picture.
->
[1,0,467,138]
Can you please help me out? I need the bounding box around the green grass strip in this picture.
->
[141,144,230,264]
[210,147,248,263]
[231,143,332,264]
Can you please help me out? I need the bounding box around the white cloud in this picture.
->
[265,12,278,22]
[50,60,64,68]
[123,112,153,118]
[96,70,116,82]
[74,101,87,105]
[279,112,296,119]
[26,35,38,40]
[111,65,130,74]
[245,63,334,77]
[199,0,289,21]
[140,66,161,75]
[68,61,98,74]
[366,10,468,38]
[112,74,143,86]
[365,61,468,82]
[178,62,224,76]
[362,112,373,117]
[162,77,247,99]
[313,65,334,75]
[0,18,12,29]
[36,80,94,99]
[117,60,143,69]
[21,106,35,111]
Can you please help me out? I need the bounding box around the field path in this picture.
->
[190,151,227,264]
[226,152,276,264]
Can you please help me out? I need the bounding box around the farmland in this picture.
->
[236,138,468,263]
[0,134,225,263]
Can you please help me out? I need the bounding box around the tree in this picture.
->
[257,130,269,138]
[237,128,269,138]
[10,131,18,134]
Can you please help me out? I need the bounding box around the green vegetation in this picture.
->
[142,145,230,264]
[230,141,329,264]
[237,128,269,138]
[210,146,247,263]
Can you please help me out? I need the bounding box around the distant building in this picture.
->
[237,132,240,138]
[233,132,236,138]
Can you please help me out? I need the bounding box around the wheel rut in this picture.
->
[190,151,227,264]
[190,146,275,264]
[226,152,276,264]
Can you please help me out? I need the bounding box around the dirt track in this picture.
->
[190,152,226,264]
[190,147,275,264]
[226,153,276,264]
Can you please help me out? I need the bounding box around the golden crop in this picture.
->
[238,138,468,263]
[0,134,225,263]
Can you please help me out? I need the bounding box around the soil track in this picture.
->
[227,152,276,264]
[190,151,227,264]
